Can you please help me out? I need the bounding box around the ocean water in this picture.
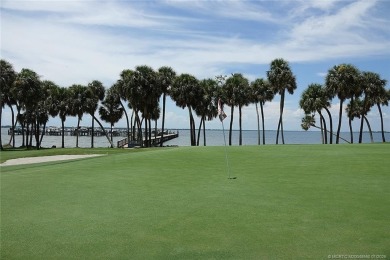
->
[1,128,388,148]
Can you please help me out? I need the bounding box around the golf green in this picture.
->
[1,145,389,259]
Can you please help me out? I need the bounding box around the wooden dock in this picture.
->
[117,132,179,148]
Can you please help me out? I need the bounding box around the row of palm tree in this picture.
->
[1,59,388,150]
[300,64,389,144]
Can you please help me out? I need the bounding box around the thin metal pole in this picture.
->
[221,121,231,179]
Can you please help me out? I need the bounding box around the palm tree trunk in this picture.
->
[324,107,333,144]
[276,90,285,144]
[144,116,148,147]
[110,123,113,148]
[349,97,354,144]
[29,123,33,147]
[76,117,81,148]
[188,106,195,146]
[239,105,242,146]
[16,107,25,147]
[135,112,142,146]
[119,101,130,145]
[21,121,25,147]
[336,100,344,144]
[363,116,374,143]
[197,116,203,146]
[276,117,281,144]
[359,113,364,144]
[191,113,196,146]
[229,106,234,146]
[319,113,324,144]
[25,122,29,147]
[160,93,166,147]
[91,116,94,148]
[255,103,260,145]
[203,118,206,146]
[281,92,285,144]
[319,111,327,144]
[0,105,3,150]
[149,118,152,147]
[92,115,114,148]
[154,119,157,147]
[377,103,386,142]
[260,101,266,145]
[61,119,65,148]
[35,120,40,150]
[131,110,135,141]
[10,104,16,147]
[310,123,351,143]
[39,122,46,147]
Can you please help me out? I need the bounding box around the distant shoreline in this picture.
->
[1,126,388,133]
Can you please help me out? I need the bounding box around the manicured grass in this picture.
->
[1,145,389,259]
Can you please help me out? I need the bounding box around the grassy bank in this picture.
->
[1,144,389,259]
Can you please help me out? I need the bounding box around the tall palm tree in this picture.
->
[359,71,388,142]
[38,80,59,147]
[346,98,374,143]
[170,73,199,146]
[299,84,331,144]
[223,73,250,146]
[267,58,297,144]
[56,87,71,148]
[0,59,17,150]
[325,64,360,144]
[85,80,113,148]
[69,84,88,148]
[99,88,124,147]
[117,69,137,143]
[11,68,42,149]
[250,78,274,145]
[194,78,218,146]
[157,66,176,147]
[131,65,160,147]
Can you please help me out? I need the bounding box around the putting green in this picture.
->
[1,145,389,259]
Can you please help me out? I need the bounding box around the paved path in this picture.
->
[0,154,103,167]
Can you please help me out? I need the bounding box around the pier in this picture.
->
[9,127,130,137]
[117,131,179,148]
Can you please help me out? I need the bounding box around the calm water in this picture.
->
[1,128,388,148]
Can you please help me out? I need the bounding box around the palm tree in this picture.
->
[99,88,124,147]
[194,78,218,146]
[223,73,250,145]
[56,87,71,148]
[299,84,331,144]
[267,58,297,144]
[250,78,274,145]
[170,73,199,146]
[116,69,137,143]
[359,71,388,143]
[346,98,374,143]
[85,80,114,148]
[0,59,17,150]
[38,80,60,147]
[301,114,350,144]
[325,64,360,144]
[157,66,176,147]
[69,84,88,147]
[11,68,42,149]
[131,65,160,147]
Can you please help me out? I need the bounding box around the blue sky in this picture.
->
[1,0,389,132]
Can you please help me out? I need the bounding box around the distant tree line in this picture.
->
[1,58,389,150]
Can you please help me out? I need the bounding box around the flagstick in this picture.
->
[221,120,233,179]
